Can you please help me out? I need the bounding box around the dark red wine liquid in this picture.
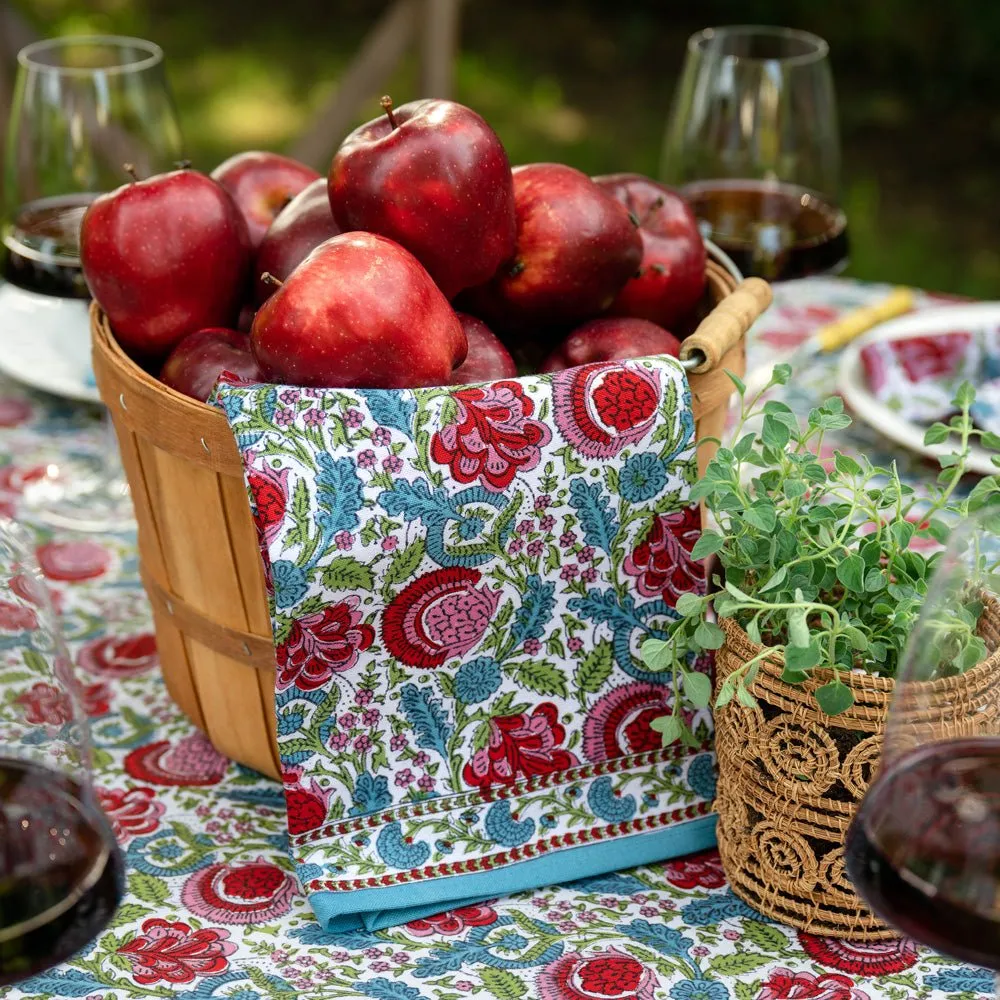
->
[2,194,96,299]
[681,179,848,281]
[845,737,1000,970]
[0,757,124,985]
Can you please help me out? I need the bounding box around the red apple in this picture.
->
[461,163,642,341]
[329,96,516,299]
[212,151,320,250]
[236,303,256,332]
[450,313,517,384]
[540,317,681,373]
[254,178,340,304]
[160,328,263,401]
[251,232,467,389]
[593,173,706,328]
[81,168,251,360]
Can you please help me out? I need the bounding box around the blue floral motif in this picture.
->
[454,657,502,703]
[126,829,215,877]
[923,968,995,992]
[376,822,431,869]
[620,453,667,502]
[568,478,617,553]
[484,800,535,847]
[681,890,759,925]
[277,707,306,736]
[314,452,364,536]
[670,981,729,1000]
[511,574,556,646]
[296,863,323,882]
[399,683,453,759]
[271,559,308,609]
[587,776,636,822]
[687,753,717,801]
[349,772,393,817]
[356,389,417,437]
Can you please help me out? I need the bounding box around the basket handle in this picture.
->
[680,277,773,375]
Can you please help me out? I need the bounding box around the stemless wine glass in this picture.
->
[1,35,183,532]
[662,25,847,281]
[0,517,123,984]
[846,510,1000,991]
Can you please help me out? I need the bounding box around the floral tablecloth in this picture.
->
[2,277,993,1000]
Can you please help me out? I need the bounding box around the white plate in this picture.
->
[837,302,1000,476]
[0,281,100,403]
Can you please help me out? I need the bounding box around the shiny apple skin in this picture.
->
[540,316,681,372]
[251,232,467,389]
[160,327,263,401]
[329,99,516,299]
[449,313,517,384]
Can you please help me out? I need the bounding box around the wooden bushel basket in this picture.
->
[91,258,771,780]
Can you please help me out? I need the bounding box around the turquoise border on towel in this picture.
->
[309,813,717,932]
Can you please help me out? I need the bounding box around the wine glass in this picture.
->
[1,35,182,532]
[0,517,123,984]
[846,509,1000,990]
[662,25,847,281]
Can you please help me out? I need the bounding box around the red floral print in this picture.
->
[36,539,111,582]
[430,381,551,491]
[623,506,703,602]
[276,597,375,691]
[0,397,31,427]
[464,702,578,791]
[118,918,236,985]
[582,682,673,761]
[382,567,499,669]
[124,732,228,786]
[180,857,298,925]
[77,632,158,677]
[247,461,290,548]
[891,332,970,383]
[283,773,334,835]
[406,902,498,936]
[97,786,165,840]
[796,933,919,976]
[536,947,657,1000]
[553,363,662,460]
[15,681,72,725]
[757,304,839,351]
[662,848,726,889]
[756,967,870,1000]
[83,680,112,716]
[0,463,45,494]
[0,597,38,631]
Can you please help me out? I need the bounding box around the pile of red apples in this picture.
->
[81,97,707,401]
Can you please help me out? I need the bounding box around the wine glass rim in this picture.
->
[17,35,164,76]
[689,25,829,66]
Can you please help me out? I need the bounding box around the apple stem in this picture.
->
[260,271,284,289]
[123,163,139,182]
[507,260,525,278]
[380,95,398,130]
[637,196,666,227]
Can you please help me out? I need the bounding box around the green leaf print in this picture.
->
[480,968,527,1000]
[385,538,426,585]
[577,639,614,693]
[322,556,375,592]
[515,660,568,698]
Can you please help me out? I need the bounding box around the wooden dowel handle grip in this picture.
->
[680,277,773,374]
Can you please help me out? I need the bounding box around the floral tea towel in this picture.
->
[216,359,717,932]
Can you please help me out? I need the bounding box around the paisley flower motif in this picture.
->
[247,461,290,548]
[552,362,661,459]
[619,454,667,503]
[583,683,674,761]
[180,857,298,925]
[756,968,870,1000]
[77,633,158,677]
[464,702,577,791]
[662,849,725,890]
[118,918,236,984]
[0,597,38,631]
[36,539,111,582]
[283,775,335,835]
[276,597,375,691]
[890,332,971,383]
[405,902,498,937]
[15,681,72,725]
[97,786,165,841]
[430,381,551,491]
[454,656,503,703]
[124,732,229,786]
[536,947,657,1000]
[623,506,703,602]
[796,934,919,976]
[382,568,499,668]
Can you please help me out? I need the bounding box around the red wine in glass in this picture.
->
[845,737,1000,970]
[1,193,96,299]
[0,757,124,985]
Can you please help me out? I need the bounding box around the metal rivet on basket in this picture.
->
[242,641,252,656]
[201,437,211,454]
[165,599,174,615]
[119,393,127,410]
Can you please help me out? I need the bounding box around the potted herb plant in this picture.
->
[642,365,1000,938]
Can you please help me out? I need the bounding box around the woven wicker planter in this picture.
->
[714,602,1000,939]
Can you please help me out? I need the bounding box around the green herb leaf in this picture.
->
[834,452,862,477]
[761,414,790,450]
[650,714,681,745]
[675,592,705,617]
[691,531,726,560]
[787,608,810,648]
[842,624,869,650]
[684,670,712,709]
[864,568,887,592]
[982,431,1000,450]
[736,684,758,708]
[780,664,810,684]
[639,638,670,674]
[836,554,865,592]
[759,565,787,593]
[744,502,777,533]
[715,674,737,707]
[815,681,855,716]
[954,380,976,409]
[694,620,726,650]
[771,363,792,385]
[725,370,747,396]
[785,641,822,671]
[923,422,951,445]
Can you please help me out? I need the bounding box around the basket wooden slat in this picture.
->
[91,266,767,780]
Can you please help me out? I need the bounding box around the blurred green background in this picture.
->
[8,0,1000,296]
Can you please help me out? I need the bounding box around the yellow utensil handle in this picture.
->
[816,287,914,352]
